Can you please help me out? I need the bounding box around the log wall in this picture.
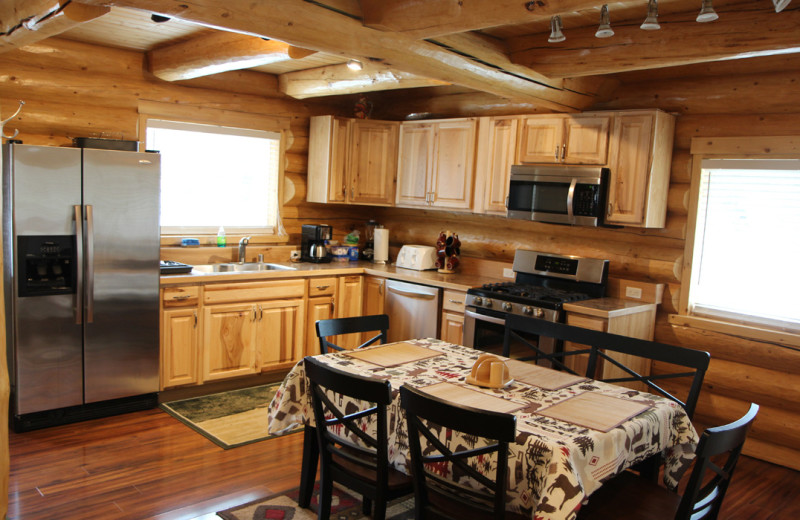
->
[2,38,799,469]
[0,37,365,250]
[363,53,800,469]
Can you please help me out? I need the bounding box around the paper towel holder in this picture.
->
[373,227,389,264]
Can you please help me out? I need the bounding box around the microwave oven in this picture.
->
[507,165,609,226]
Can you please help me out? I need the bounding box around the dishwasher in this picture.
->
[385,279,442,343]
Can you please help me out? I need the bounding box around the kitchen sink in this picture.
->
[192,262,297,273]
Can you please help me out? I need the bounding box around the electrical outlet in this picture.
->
[503,268,514,279]
[625,286,643,299]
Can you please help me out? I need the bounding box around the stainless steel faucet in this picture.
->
[238,236,251,263]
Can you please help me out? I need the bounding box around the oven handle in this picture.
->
[465,309,506,326]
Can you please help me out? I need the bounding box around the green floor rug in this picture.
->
[160,383,302,449]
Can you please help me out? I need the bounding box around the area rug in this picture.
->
[160,383,302,449]
[218,483,414,520]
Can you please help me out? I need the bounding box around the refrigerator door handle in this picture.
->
[73,205,84,325]
[85,204,95,323]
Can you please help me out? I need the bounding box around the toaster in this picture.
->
[395,245,437,271]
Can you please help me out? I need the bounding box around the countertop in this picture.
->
[562,298,657,318]
[160,260,505,292]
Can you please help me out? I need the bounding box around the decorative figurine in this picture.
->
[435,230,461,274]
[354,94,373,119]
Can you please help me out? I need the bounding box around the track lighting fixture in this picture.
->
[595,5,614,38]
[696,0,719,22]
[346,59,363,71]
[548,15,566,43]
[640,0,661,30]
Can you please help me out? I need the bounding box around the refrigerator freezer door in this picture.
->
[82,148,160,403]
[5,145,84,414]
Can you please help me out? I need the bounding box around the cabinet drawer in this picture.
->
[204,279,306,304]
[442,289,466,313]
[163,286,200,307]
[566,313,607,332]
[308,277,337,297]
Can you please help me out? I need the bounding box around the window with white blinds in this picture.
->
[146,119,282,235]
[690,158,800,330]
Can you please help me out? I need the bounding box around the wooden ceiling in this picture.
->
[1,0,798,112]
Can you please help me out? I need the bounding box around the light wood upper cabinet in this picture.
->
[473,116,519,215]
[605,110,675,228]
[307,115,398,206]
[519,114,610,165]
[396,118,477,210]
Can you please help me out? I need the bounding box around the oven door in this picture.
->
[463,307,558,364]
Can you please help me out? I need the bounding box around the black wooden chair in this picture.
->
[304,356,413,520]
[315,313,389,354]
[578,403,759,520]
[399,384,528,520]
[502,314,710,418]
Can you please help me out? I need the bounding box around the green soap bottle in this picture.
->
[217,226,226,247]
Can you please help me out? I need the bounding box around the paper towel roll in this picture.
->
[373,228,389,264]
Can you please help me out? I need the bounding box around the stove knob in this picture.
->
[522,306,533,316]
[484,298,493,308]
[502,302,512,312]
[533,308,544,318]
[473,297,483,306]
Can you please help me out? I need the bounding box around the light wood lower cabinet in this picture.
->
[201,279,306,383]
[440,289,466,344]
[203,303,258,381]
[335,275,364,349]
[306,277,337,356]
[162,307,199,388]
[363,276,385,315]
[160,286,201,389]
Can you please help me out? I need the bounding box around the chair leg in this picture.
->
[372,497,387,520]
[362,496,372,515]
[317,469,333,520]
[298,426,319,508]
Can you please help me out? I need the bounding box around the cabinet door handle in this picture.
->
[259,304,263,321]
[430,192,435,203]
[173,294,191,300]
[193,310,197,328]
[448,299,463,304]
[315,285,330,290]
[555,146,560,161]
[505,196,509,208]
[351,186,354,198]
[379,281,383,296]
[561,143,566,161]
[253,306,258,321]
[331,297,335,315]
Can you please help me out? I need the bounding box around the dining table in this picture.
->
[267,338,699,520]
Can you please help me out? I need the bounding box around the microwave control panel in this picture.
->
[573,184,601,216]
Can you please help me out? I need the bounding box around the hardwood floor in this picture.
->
[7,407,800,519]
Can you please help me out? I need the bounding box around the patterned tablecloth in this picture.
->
[268,339,698,520]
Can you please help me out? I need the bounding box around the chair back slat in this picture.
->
[400,385,517,519]
[676,403,759,519]
[503,315,710,418]
[304,356,392,480]
[316,314,389,354]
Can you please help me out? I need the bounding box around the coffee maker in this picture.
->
[301,224,332,263]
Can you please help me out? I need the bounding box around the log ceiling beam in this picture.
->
[278,61,449,99]
[0,1,110,53]
[148,31,317,81]
[358,0,605,39]
[73,0,601,112]
[509,6,800,78]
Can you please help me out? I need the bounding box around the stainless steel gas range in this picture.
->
[463,249,609,360]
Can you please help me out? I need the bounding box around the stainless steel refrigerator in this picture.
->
[2,143,161,430]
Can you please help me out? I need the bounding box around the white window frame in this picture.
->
[674,136,800,345]
[137,101,290,245]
